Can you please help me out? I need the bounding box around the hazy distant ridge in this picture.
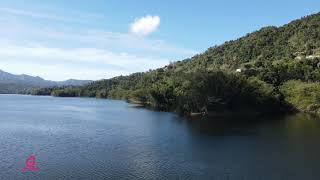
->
[0,69,92,94]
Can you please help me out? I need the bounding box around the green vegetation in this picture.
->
[31,13,320,115]
[280,80,320,114]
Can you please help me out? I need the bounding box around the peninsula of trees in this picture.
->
[31,13,320,116]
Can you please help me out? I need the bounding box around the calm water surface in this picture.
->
[0,94,320,180]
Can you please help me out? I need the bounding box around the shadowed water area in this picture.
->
[0,94,320,180]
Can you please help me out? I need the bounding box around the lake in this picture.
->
[0,94,320,180]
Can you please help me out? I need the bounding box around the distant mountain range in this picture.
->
[0,69,92,94]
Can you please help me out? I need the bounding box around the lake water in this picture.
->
[1,94,320,180]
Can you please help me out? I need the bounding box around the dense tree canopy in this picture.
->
[31,12,320,115]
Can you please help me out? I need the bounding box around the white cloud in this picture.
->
[0,7,104,24]
[130,15,160,36]
[0,45,168,67]
[0,19,196,58]
[0,45,169,80]
[0,8,197,81]
[0,62,128,81]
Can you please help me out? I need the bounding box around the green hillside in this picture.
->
[31,13,320,115]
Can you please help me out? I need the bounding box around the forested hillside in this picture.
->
[32,13,320,115]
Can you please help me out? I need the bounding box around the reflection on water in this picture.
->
[0,94,320,180]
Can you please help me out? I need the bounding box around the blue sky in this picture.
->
[0,0,319,80]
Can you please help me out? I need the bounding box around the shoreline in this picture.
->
[3,93,318,118]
